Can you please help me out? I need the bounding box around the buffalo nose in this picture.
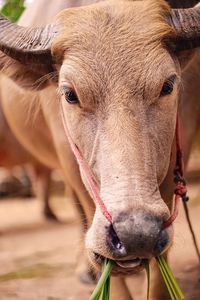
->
[153,228,169,255]
[106,210,168,259]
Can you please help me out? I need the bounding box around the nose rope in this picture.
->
[163,114,187,229]
[61,101,200,261]
[163,115,200,263]
[60,102,112,224]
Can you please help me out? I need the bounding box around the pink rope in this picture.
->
[60,102,112,224]
[163,114,187,229]
[163,195,181,229]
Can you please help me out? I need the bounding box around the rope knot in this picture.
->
[174,173,189,202]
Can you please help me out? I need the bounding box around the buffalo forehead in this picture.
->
[54,0,175,101]
[53,0,173,64]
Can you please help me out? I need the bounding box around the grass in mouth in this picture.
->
[89,259,112,300]
[156,256,184,300]
[90,256,184,300]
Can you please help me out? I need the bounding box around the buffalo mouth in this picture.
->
[91,252,146,276]
[115,258,143,268]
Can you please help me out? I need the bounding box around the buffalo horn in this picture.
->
[169,5,200,52]
[0,15,56,64]
[166,0,199,9]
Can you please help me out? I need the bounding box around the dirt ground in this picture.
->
[0,156,200,300]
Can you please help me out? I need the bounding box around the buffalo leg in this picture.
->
[26,164,58,221]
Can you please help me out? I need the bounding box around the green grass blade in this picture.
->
[156,257,177,300]
[102,259,111,300]
[156,256,184,300]
[102,276,110,300]
[144,260,150,300]
[89,260,113,300]
[158,256,181,300]
[159,256,184,299]
[90,255,184,300]
[158,256,183,299]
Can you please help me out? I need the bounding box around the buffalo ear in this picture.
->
[166,40,198,70]
[175,48,197,70]
[0,51,58,90]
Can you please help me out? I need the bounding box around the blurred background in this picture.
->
[0,0,68,224]
[0,0,33,21]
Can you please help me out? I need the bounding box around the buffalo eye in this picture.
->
[160,74,177,97]
[64,88,79,104]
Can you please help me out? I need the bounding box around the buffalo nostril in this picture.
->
[154,229,168,255]
[107,225,125,253]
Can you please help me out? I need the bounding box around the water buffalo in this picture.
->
[0,0,199,299]
[0,99,57,219]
